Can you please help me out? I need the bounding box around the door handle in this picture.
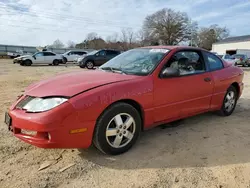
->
[204,77,211,82]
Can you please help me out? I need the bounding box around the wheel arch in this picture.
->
[97,99,145,131]
[231,82,240,98]
[24,59,33,64]
[86,58,95,64]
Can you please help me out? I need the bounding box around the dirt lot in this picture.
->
[0,59,250,188]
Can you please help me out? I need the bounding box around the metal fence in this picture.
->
[0,44,93,55]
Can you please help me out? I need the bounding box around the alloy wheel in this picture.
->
[105,113,136,148]
[224,91,236,112]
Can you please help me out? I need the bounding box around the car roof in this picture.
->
[141,45,209,51]
[100,49,120,51]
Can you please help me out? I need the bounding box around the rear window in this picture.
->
[204,52,224,71]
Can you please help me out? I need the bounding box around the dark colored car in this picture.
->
[79,49,121,69]
[232,54,250,67]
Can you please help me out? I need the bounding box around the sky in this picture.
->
[0,0,250,46]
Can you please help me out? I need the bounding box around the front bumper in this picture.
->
[6,97,95,149]
[13,59,23,64]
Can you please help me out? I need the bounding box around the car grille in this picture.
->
[15,96,35,109]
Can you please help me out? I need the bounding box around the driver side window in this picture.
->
[99,50,106,56]
[35,52,44,57]
[166,51,205,76]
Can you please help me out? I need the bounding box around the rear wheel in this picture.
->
[86,61,94,69]
[24,60,32,66]
[93,103,141,155]
[218,85,238,116]
[53,59,59,66]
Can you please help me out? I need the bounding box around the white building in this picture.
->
[212,35,250,55]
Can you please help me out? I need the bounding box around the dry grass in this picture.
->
[1,59,250,188]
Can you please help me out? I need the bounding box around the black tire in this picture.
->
[217,85,238,116]
[24,60,32,66]
[86,61,94,69]
[93,102,142,155]
[63,57,67,64]
[53,59,59,66]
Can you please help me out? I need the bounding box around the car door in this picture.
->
[153,50,214,122]
[67,51,76,61]
[95,50,107,66]
[44,52,56,64]
[33,52,45,64]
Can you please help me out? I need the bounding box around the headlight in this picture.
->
[22,97,68,112]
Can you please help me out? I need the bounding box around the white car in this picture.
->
[62,50,88,62]
[13,51,63,66]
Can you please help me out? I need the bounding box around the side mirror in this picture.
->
[33,55,36,60]
[95,53,99,56]
[160,67,180,78]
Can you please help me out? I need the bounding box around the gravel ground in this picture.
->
[0,59,250,188]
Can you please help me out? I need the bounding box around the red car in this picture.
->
[4,46,244,155]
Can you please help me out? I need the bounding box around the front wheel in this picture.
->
[93,103,141,155]
[24,60,32,66]
[218,85,238,116]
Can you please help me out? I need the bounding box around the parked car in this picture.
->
[7,52,21,59]
[62,50,88,63]
[79,49,121,69]
[232,54,250,67]
[5,46,244,155]
[13,51,63,66]
[8,50,32,59]
[218,54,236,65]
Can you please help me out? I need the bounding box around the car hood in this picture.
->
[24,70,138,97]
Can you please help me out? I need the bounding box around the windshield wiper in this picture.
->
[100,67,126,74]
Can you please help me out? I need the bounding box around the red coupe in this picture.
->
[4,46,244,155]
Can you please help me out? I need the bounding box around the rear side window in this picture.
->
[107,50,120,55]
[204,52,224,71]
[75,51,86,55]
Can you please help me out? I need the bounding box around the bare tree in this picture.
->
[196,24,229,50]
[51,39,64,48]
[143,8,195,45]
[86,32,98,41]
[67,40,75,48]
[120,28,135,50]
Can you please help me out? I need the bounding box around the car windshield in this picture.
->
[63,51,70,55]
[87,50,98,55]
[99,48,169,76]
